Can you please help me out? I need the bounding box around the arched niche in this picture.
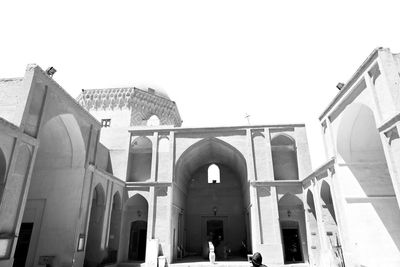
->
[174,138,250,261]
[107,192,122,263]
[336,102,400,265]
[147,115,160,126]
[35,114,86,169]
[127,137,152,182]
[85,184,106,267]
[122,194,149,262]
[271,135,299,180]
[278,194,307,264]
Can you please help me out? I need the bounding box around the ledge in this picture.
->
[319,47,382,121]
[378,112,400,132]
[129,123,306,134]
[126,181,172,188]
[250,180,303,187]
[301,157,336,186]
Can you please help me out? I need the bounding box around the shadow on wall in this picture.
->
[337,103,400,253]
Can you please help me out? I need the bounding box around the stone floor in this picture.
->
[118,256,309,267]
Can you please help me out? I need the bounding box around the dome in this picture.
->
[147,87,170,100]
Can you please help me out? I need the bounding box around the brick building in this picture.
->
[1,48,400,267]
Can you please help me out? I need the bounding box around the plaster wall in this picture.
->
[91,108,131,180]
[24,168,86,267]
[320,49,400,266]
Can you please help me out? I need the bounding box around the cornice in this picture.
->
[319,47,383,121]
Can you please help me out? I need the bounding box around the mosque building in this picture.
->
[1,47,400,267]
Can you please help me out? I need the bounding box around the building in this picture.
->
[0,47,400,267]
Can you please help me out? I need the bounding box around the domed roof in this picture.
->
[146,87,170,100]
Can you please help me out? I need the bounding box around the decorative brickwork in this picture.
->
[77,87,182,127]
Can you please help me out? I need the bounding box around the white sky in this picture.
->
[1,0,400,169]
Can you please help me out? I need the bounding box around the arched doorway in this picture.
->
[336,103,400,265]
[122,194,148,262]
[84,184,106,267]
[174,138,250,262]
[278,194,307,264]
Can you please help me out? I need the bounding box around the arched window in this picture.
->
[147,115,160,126]
[207,164,220,184]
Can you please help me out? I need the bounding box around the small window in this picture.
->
[101,119,111,127]
[208,164,220,184]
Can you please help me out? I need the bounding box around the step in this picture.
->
[117,262,146,267]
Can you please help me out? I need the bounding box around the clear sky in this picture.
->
[1,0,400,169]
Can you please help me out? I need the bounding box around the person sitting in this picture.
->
[251,252,267,267]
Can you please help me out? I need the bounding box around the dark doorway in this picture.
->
[13,223,34,267]
[282,227,303,263]
[128,221,147,261]
[207,220,224,246]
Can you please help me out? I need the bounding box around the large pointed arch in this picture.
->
[175,138,247,186]
[35,113,86,169]
[174,138,250,261]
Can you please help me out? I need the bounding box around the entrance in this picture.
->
[128,221,147,261]
[13,223,34,267]
[207,219,224,245]
[281,225,303,263]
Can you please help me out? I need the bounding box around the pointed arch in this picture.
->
[123,193,149,262]
[35,113,86,169]
[278,193,307,264]
[271,134,299,180]
[320,181,336,224]
[175,138,247,186]
[85,183,106,266]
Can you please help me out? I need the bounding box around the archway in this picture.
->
[17,113,86,267]
[278,194,307,264]
[271,135,299,180]
[84,184,106,267]
[122,194,148,262]
[174,138,250,262]
[336,103,400,265]
[127,137,152,182]
[107,192,122,264]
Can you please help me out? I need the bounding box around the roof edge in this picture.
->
[318,47,384,121]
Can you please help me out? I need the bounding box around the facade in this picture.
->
[0,47,399,267]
